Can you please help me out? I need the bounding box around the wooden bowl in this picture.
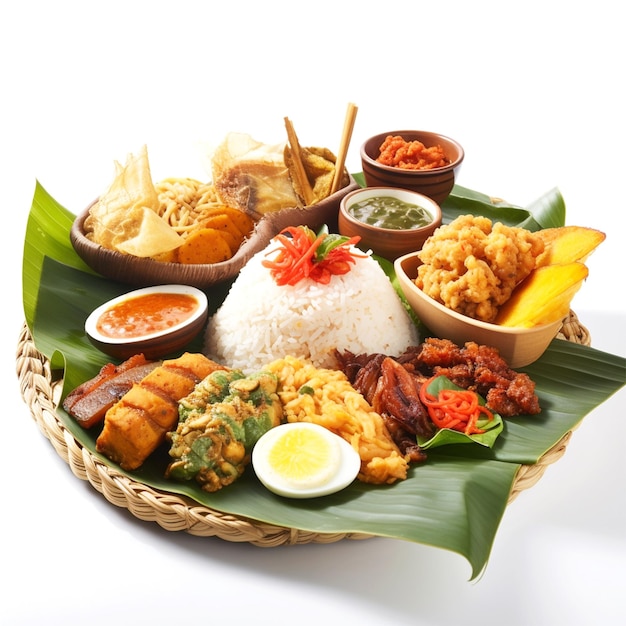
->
[338,186,442,261]
[361,130,464,205]
[394,252,563,368]
[70,176,360,290]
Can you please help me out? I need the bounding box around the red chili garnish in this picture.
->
[419,375,494,436]
[261,226,365,286]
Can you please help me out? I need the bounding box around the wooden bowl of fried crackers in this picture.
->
[70,176,359,290]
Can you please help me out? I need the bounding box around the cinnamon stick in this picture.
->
[330,102,358,195]
[284,117,315,206]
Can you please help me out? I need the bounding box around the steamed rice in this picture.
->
[204,242,419,373]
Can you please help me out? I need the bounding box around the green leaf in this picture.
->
[22,181,94,329]
[21,181,625,580]
[315,232,355,260]
[417,376,503,450]
[525,187,566,229]
[352,172,366,187]
[441,184,566,231]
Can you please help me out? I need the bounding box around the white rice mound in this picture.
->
[204,243,419,374]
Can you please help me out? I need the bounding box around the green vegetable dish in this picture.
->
[348,195,433,229]
[167,369,282,491]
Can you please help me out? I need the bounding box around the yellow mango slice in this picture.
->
[496,262,588,327]
[535,226,605,267]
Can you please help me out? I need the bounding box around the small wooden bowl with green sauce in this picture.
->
[338,187,442,261]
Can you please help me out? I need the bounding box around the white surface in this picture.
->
[2,2,625,625]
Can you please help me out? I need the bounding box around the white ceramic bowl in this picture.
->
[85,284,208,360]
[394,252,563,368]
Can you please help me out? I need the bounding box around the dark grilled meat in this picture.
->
[337,350,429,462]
[336,337,541,457]
[63,354,161,428]
[375,358,434,440]
[402,338,541,416]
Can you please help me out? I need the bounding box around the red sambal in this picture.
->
[96,293,198,339]
[376,135,449,170]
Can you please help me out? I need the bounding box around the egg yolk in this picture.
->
[266,426,341,489]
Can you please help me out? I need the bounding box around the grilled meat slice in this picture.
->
[352,353,386,403]
[382,415,428,463]
[336,351,429,462]
[63,355,161,429]
[376,357,434,440]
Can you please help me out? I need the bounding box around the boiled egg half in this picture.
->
[252,422,361,499]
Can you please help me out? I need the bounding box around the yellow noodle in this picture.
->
[154,177,224,239]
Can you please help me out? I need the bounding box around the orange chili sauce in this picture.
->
[376,135,449,170]
[96,293,198,339]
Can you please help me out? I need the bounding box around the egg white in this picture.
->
[252,422,361,499]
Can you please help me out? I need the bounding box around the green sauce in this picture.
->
[348,196,433,230]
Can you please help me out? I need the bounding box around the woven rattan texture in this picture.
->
[16,311,590,543]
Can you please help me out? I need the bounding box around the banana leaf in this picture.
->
[440,185,566,230]
[21,181,626,580]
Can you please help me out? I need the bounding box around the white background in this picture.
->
[2,1,625,625]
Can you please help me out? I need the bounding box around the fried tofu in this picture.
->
[96,352,226,470]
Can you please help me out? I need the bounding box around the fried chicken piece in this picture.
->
[476,369,541,416]
[416,215,544,322]
[96,353,226,470]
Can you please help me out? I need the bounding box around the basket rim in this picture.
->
[16,313,589,544]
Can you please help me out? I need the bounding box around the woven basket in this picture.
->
[16,312,590,545]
